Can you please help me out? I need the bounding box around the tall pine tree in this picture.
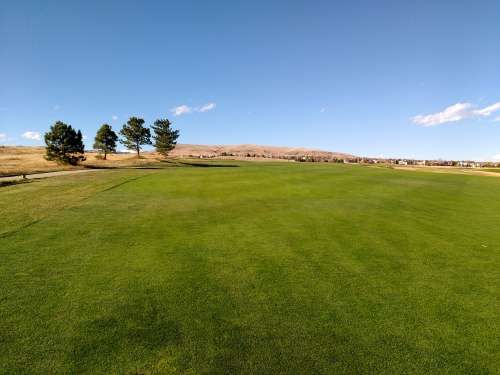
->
[44,121,85,165]
[119,117,151,158]
[151,119,179,157]
[93,124,118,160]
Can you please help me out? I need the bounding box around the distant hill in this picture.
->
[169,144,354,159]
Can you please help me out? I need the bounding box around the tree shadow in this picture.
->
[83,165,119,170]
[83,161,240,171]
[84,165,165,171]
[0,179,33,188]
[177,161,240,168]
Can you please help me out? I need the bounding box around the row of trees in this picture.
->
[44,117,179,164]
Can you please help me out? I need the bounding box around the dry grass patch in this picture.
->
[0,146,75,176]
[0,147,169,176]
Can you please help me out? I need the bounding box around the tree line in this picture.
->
[44,117,179,165]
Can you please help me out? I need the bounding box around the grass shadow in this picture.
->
[68,297,183,374]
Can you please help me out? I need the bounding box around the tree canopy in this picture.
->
[94,124,118,160]
[119,117,151,157]
[151,118,179,157]
[44,121,85,165]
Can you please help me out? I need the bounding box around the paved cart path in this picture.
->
[0,169,104,183]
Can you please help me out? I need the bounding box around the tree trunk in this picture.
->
[137,146,140,158]
[104,150,107,160]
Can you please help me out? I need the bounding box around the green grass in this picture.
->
[1,161,499,374]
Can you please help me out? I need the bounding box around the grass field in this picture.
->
[1,161,499,374]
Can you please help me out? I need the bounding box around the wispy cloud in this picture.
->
[22,131,41,141]
[494,116,500,122]
[412,101,500,126]
[412,103,474,126]
[320,108,326,113]
[171,105,192,116]
[112,115,118,121]
[0,134,16,144]
[53,104,60,111]
[171,102,217,116]
[198,102,216,113]
[476,103,500,116]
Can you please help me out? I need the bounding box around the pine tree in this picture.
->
[44,121,85,165]
[93,124,118,160]
[119,117,151,158]
[151,119,179,157]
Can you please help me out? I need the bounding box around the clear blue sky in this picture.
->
[1,0,499,160]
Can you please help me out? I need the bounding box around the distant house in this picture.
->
[457,161,479,168]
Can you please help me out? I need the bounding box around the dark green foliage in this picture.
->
[119,117,151,157]
[151,118,179,157]
[44,121,85,165]
[93,124,118,160]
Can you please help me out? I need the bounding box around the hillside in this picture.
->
[169,144,354,159]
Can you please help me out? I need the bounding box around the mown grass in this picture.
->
[0,162,499,374]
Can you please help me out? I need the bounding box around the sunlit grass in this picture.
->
[1,162,499,373]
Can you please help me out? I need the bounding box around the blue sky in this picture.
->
[1,0,499,160]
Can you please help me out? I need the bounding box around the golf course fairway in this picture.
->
[1,161,499,374]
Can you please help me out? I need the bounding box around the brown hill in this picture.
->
[169,144,354,159]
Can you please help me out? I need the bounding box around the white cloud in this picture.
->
[475,102,500,117]
[112,115,118,121]
[82,135,88,140]
[171,105,192,116]
[492,154,500,162]
[412,103,474,127]
[198,102,216,113]
[22,131,41,141]
[0,133,6,140]
[412,101,500,126]
[171,102,217,116]
[494,116,500,122]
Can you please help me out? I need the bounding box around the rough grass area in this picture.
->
[0,162,499,374]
